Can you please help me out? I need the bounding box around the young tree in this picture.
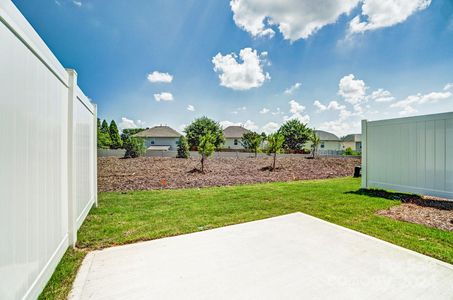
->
[241,131,263,157]
[123,137,145,158]
[109,120,123,149]
[176,136,190,158]
[198,132,216,173]
[266,133,285,171]
[97,119,112,149]
[184,117,224,150]
[309,130,321,158]
[278,119,311,151]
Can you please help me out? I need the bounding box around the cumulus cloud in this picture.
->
[318,109,359,137]
[118,118,148,131]
[230,0,359,41]
[220,120,259,131]
[187,105,195,112]
[271,107,284,115]
[261,122,280,134]
[212,48,270,90]
[147,71,173,83]
[283,100,310,123]
[154,92,174,102]
[313,100,346,112]
[390,91,452,115]
[284,82,302,94]
[349,0,431,33]
[368,88,395,102]
[444,83,453,91]
[259,108,270,114]
[72,0,82,7]
[338,74,368,105]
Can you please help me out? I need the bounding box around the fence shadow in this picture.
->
[346,189,453,210]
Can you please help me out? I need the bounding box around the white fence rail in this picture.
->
[0,1,97,299]
[362,112,453,200]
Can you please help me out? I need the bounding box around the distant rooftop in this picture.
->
[223,126,251,138]
[314,130,340,141]
[133,125,182,138]
[341,134,361,142]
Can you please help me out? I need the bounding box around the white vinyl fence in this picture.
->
[0,1,97,299]
[362,112,453,199]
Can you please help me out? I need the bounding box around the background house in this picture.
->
[341,134,362,152]
[312,130,341,151]
[133,125,182,150]
[222,126,250,149]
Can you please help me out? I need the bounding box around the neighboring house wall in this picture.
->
[224,138,244,149]
[143,137,178,150]
[0,3,97,299]
[362,112,453,199]
[306,140,341,151]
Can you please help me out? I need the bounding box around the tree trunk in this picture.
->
[254,150,257,158]
[272,152,276,171]
[201,155,204,173]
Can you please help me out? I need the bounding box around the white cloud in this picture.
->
[350,0,431,33]
[261,122,280,134]
[284,82,302,94]
[212,48,270,90]
[147,71,173,83]
[259,108,270,114]
[318,108,359,137]
[187,105,195,112]
[219,120,259,131]
[72,0,82,7]
[390,91,452,115]
[444,83,453,91]
[154,92,174,102]
[284,100,310,123]
[271,107,284,115]
[313,100,346,112]
[118,117,138,130]
[368,88,395,102]
[338,74,368,105]
[230,0,359,41]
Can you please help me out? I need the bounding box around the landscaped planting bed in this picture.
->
[98,156,361,192]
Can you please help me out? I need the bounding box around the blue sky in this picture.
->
[13,0,453,136]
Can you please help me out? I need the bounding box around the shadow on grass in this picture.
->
[346,189,453,210]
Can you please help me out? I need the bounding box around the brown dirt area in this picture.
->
[98,156,360,192]
[378,204,453,232]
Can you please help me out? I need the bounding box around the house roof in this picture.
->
[314,130,340,141]
[133,126,182,138]
[341,134,361,142]
[223,126,251,138]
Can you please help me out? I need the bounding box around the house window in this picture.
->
[234,139,238,145]
[151,140,155,145]
[320,142,325,149]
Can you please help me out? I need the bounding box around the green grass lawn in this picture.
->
[39,177,453,299]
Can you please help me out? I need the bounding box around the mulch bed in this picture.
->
[98,156,360,192]
[378,204,453,232]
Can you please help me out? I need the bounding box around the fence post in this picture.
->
[67,69,77,247]
[93,104,98,207]
[361,119,367,189]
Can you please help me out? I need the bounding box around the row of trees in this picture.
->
[176,117,321,172]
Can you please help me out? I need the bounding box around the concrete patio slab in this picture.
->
[69,213,453,300]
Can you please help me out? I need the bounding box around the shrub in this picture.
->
[123,137,145,158]
[344,147,353,156]
[176,136,190,158]
[97,119,112,149]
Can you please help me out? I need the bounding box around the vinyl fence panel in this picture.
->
[0,1,97,299]
[362,112,453,200]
